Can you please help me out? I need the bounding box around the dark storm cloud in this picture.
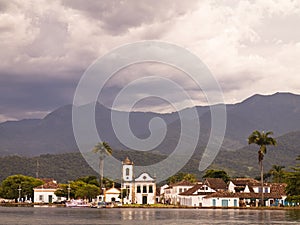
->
[0,73,79,118]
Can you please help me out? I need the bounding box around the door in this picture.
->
[212,199,216,207]
[221,199,228,207]
[234,199,237,207]
[142,196,147,204]
[48,195,53,203]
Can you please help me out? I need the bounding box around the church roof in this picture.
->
[105,187,121,194]
[123,157,133,165]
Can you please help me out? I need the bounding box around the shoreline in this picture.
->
[1,203,300,210]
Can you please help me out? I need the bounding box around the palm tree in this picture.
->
[92,142,112,194]
[269,165,285,183]
[248,130,277,206]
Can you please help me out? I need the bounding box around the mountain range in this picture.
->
[1,92,300,179]
[1,92,300,157]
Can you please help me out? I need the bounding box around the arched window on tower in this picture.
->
[126,168,130,176]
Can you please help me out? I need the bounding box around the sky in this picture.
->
[0,0,300,122]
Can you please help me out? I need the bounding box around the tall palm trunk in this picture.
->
[260,160,264,207]
[99,155,104,194]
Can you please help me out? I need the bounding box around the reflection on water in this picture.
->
[0,207,299,224]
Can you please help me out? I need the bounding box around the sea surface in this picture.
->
[0,207,300,225]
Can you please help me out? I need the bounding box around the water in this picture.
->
[0,207,299,225]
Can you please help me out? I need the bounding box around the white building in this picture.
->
[33,179,65,203]
[228,178,287,207]
[122,157,156,204]
[178,183,215,207]
[164,180,195,205]
[104,186,121,203]
[203,191,240,207]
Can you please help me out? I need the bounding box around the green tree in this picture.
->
[0,175,43,200]
[55,179,101,201]
[269,165,285,183]
[248,130,277,206]
[285,155,300,204]
[167,172,197,184]
[76,176,99,187]
[55,183,75,200]
[75,184,100,201]
[203,169,230,183]
[92,142,112,193]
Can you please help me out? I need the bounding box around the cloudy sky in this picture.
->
[1,0,300,122]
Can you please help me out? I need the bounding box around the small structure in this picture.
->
[178,183,215,207]
[203,191,240,207]
[228,178,287,206]
[104,184,121,203]
[33,179,65,203]
[164,180,195,205]
[122,157,156,204]
[178,179,227,207]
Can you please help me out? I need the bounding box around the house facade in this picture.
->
[104,186,121,203]
[178,178,228,207]
[203,191,240,207]
[122,157,156,204]
[33,179,65,203]
[163,180,195,205]
[228,178,287,206]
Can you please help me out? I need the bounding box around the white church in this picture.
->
[122,157,156,204]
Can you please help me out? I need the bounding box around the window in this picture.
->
[149,185,153,193]
[264,187,269,193]
[39,195,43,201]
[126,168,130,176]
[143,185,147,193]
[179,188,182,193]
[137,185,141,193]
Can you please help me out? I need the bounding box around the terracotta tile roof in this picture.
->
[179,184,202,195]
[204,178,227,190]
[204,191,239,198]
[178,183,216,196]
[237,192,282,199]
[269,183,287,196]
[231,178,260,187]
[204,191,283,199]
[35,181,59,189]
[170,180,195,187]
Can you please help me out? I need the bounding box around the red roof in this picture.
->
[35,181,59,189]
[231,178,260,187]
[204,191,239,198]
[169,180,195,187]
[204,178,227,190]
[269,183,287,196]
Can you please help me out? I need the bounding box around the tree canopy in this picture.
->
[0,175,43,200]
[248,130,277,162]
[54,176,109,201]
[285,155,300,203]
[167,172,197,184]
[203,169,230,183]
